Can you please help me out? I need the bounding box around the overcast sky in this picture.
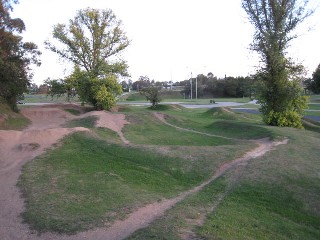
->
[12,0,320,85]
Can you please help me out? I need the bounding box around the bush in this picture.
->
[263,110,304,129]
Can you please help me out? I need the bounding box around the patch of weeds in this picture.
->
[15,143,40,151]
[64,108,81,116]
[0,114,30,130]
[64,116,97,128]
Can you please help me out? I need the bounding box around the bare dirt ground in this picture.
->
[0,105,287,240]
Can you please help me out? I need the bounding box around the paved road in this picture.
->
[232,108,320,122]
[117,101,245,108]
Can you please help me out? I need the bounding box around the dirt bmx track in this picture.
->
[0,105,287,240]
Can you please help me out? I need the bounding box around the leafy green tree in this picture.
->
[44,78,66,99]
[310,64,320,94]
[242,0,312,128]
[66,66,122,109]
[140,86,162,109]
[45,7,129,110]
[132,76,151,91]
[0,0,41,110]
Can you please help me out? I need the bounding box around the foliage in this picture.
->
[66,66,122,110]
[305,64,320,94]
[312,64,320,94]
[0,0,41,111]
[132,76,152,91]
[180,74,256,99]
[139,86,162,108]
[44,78,66,99]
[45,7,128,110]
[242,0,312,128]
[259,80,308,129]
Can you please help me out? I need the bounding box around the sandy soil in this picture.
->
[0,106,287,240]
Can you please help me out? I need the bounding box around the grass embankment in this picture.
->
[127,124,320,240]
[17,104,320,238]
[0,103,30,130]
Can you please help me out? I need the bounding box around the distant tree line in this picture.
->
[123,74,258,99]
[179,74,257,99]
[304,64,320,94]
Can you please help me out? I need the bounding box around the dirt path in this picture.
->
[0,106,287,240]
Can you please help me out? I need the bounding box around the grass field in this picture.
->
[11,102,320,239]
[22,94,80,103]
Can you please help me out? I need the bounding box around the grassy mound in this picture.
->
[203,107,237,120]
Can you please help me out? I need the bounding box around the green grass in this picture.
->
[308,95,320,103]
[124,92,146,101]
[124,112,234,145]
[0,103,30,130]
[64,116,97,128]
[18,132,249,234]
[157,107,275,140]
[64,108,81,116]
[127,127,320,240]
[304,111,320,117]
[308,104,320,110]
[16,104,320,238]
[23,94,80,103]
[197,129,320,239]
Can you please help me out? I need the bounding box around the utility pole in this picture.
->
[190,72,193,100]
[196,75,198,100]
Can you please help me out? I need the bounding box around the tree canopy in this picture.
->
[310,64,320,94]
[0,0,41,110]
[45,8,129,110]
[242,0,312,128]
[140,86,162,108]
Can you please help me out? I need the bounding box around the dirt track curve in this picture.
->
[0,105,287,240]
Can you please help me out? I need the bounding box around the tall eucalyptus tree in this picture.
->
[242,0,313,128]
